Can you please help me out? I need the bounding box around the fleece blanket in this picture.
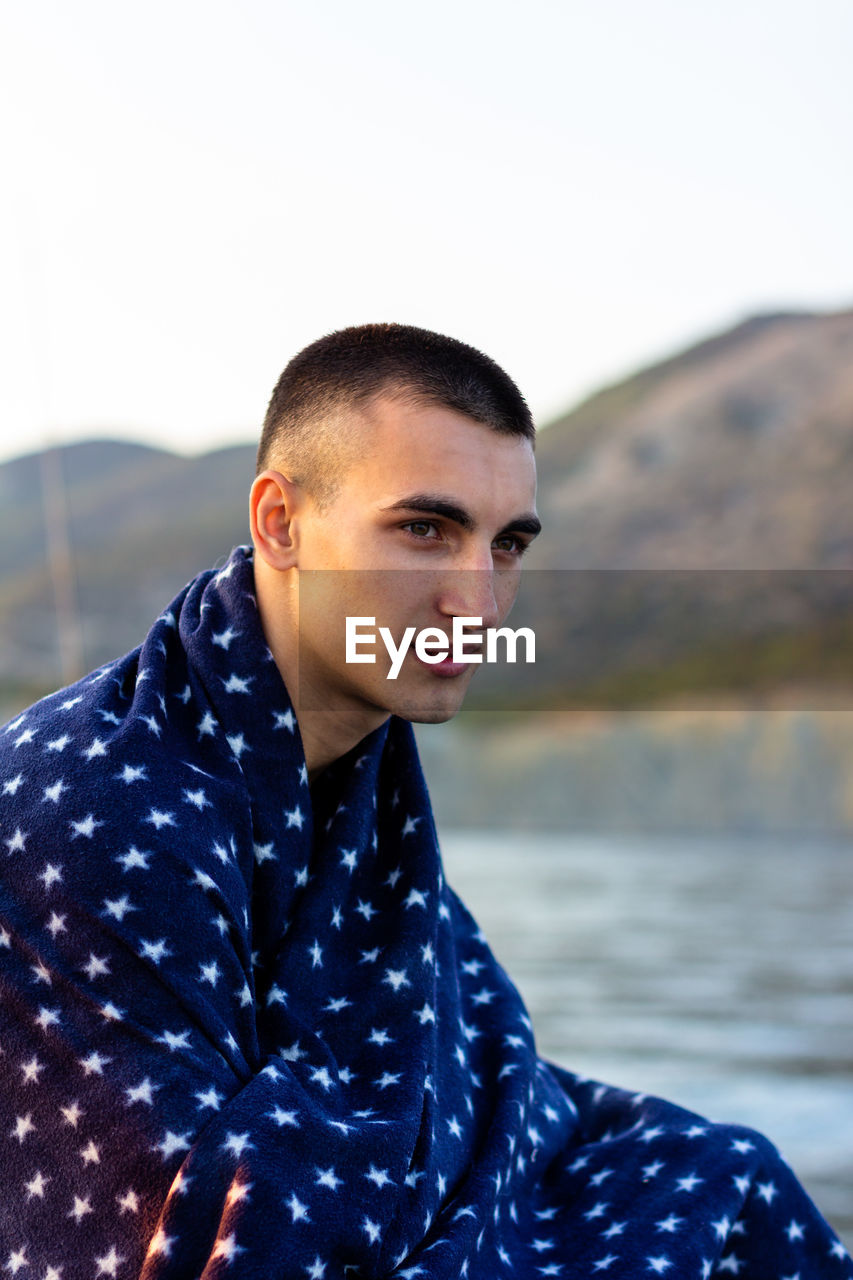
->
[0,545,848,1278]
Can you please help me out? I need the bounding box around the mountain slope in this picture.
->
[0,441,256,691]
[532,309,853,569]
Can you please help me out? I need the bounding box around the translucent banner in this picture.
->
[294,570,853,713]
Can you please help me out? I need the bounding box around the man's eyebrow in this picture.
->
[500,515,542,539]
[380,494,542,539]
[381,495,474,529]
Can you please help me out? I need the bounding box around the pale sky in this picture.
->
[1,0,851,465]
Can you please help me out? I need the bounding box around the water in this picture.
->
[440,831,853,1248]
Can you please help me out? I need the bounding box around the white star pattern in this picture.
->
[145,808,176,830]
[118,764,147,784]
[21,1057,45,1084]
[288,1193,310,1222]
[147,1227,177,1257]
[24,1170,50,1198]
[183,788,211,810]
[125,1078,158,1106]
[140,939,172,964]
[196,1086,224,1110]
[211,1233,245,1264]
[70,813,102,838]
[363,1218,382,1245]
[4,1247,29,1275]
[60,1102,83,1127]
[222,1131,254,1158]
[155,1131,192,1160]
[115,846,151,871]
[69,1195,93,1224]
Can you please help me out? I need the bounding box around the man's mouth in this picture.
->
[413,631,483,679]
[415,653,473,678]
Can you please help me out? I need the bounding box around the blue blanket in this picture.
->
[1,546,848,1277]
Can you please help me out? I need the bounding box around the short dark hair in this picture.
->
[257,323,534,506]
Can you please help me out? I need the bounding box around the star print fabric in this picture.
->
[0,546,848,1278]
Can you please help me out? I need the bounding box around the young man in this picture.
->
[250,362,540,776]
[0,325,847,1277]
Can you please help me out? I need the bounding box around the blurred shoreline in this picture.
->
[418,706,853,836]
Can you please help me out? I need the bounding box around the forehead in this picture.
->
[346,394,537,508]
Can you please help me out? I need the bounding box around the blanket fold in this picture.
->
[1,546,848,1277]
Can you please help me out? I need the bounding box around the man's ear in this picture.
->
[250,470,303,571]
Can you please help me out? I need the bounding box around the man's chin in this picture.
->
[403,703,463,726]
[387,678,475,725]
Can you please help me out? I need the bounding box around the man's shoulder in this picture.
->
[0,650,256,928]
[1,648,136,776]
[0,615,212,842]
[2,657,160,843]
[0,547,280,883]
[0,552,238,787]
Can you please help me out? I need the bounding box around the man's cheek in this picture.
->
[496,588,521,626]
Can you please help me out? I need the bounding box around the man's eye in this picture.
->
[403,521,439,539]
[493,535,526,555]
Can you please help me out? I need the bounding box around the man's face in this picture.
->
[286,394,539,728]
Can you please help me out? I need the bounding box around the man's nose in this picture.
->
[436,567,501,631]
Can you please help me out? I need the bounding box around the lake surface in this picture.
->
[440,831,853,1249]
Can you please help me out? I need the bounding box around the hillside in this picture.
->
[531,309,853,569]
[0,441,256,700]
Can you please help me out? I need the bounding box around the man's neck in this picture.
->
[253,559,389,779]
[298,705,389,782]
